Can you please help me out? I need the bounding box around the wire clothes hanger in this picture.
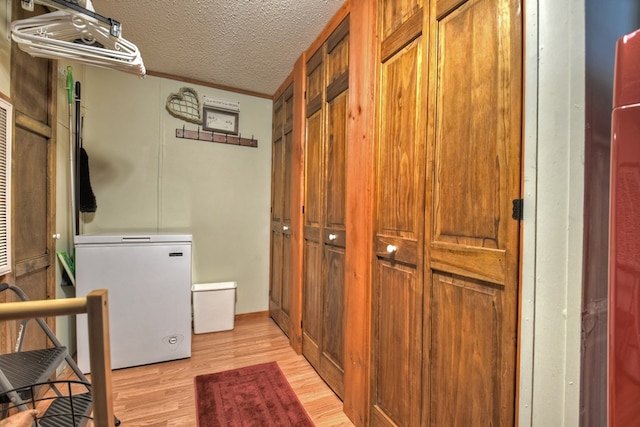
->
[11,0,145,76]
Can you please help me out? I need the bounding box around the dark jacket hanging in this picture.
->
[79,147,97,213]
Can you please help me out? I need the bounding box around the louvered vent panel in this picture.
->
[0,99,12,275]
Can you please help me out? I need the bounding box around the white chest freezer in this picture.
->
[75,234,192,372]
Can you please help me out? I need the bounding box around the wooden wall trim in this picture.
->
[344,1,377,425]
[147,70,272,99]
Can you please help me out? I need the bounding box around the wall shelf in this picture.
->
[176,127,258,148]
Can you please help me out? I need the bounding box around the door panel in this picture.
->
[430,272,502,425]
[326,93,348,231]
[427,0,522,425]
[270,228,283,312]
[377,39,423,239]
[307,50,324,117]
[433,0,504,250]
[305,111,323,230]
[372,3,427,424]
[14,127,49,260]
[281,230,292,322]
[323,246,345,366]
[11,271,48,352]
[303,238,322,367]
[372,262,422,427]
[320,245,345,396]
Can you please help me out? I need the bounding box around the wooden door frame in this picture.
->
[343,2,377,424]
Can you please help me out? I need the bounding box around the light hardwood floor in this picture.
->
[98,315,354,426]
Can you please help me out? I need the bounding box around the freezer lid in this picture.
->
[75,233,192,245]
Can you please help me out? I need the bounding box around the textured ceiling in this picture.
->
[91,0,346,96]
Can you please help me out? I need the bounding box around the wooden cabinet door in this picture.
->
[303,18,349,399]
[282,86,294,334]
[372,0,522,425]
[426,0,522,424]
[6,0,56,352]
[269,85,294,337]
[303,48,324,368]
[269,94,285,328]
[321,20,349,398]
[371,3,428,426]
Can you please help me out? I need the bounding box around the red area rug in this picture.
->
[194,362,314,427]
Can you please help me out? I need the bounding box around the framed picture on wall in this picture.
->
[202,106,239,135]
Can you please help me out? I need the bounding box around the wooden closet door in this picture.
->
[7,0,57,352]
[371,2,428,426]
[426,0,522,425]
[269,95,285,327]
[321,19,349,398]
[269,85,294,337]
[303,18,349,399]
[303,48,325,370]
[282,86,294,335]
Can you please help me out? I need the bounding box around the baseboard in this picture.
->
[235,311,269,321]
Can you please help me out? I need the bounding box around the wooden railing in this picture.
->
[0,289,114,427]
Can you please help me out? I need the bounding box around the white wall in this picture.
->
[80,67,272,315]
[519,0,585,425]
[54,61,86,355]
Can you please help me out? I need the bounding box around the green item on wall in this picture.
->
[67,66,74,105]
[56,251,75,286]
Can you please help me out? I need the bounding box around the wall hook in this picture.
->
[174,126,258,148]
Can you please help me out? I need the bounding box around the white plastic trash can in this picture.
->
[192,282,237,334]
